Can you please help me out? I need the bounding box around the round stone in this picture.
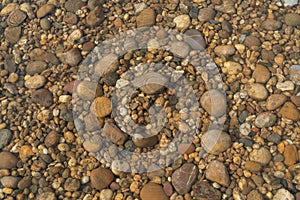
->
[90,97,112,118]
[247,83,268,100]
[201,130,231,155]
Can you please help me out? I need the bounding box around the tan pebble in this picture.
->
[278,142,285,154]
[90,97,112,118]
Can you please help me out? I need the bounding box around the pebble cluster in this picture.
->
[0,0,299,200]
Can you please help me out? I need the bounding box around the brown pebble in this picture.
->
[279,102,300,121]
[0,152,18,169]
[91,97,112,118]
[45,131,60,147]
[90,167,114,190]
[37,4,55,18]
[32,89,53,107]
[245,161,262,172]
[206,160,230,187]
[140,182,168,200]
[252,64,270,83]
[266,94,287,111]
[284,145,298,166]
[136,8,156,28]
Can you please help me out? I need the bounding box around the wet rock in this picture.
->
[172,163,198,194]
[266,94,287,110]
[7,10,26,27]
[26,61,47,75]
[102,123,127,145]
[193,181,221,200]
[254,112,277,128]
[206,160,230,187]
[285,13,300,26]
[0,176,20,188]
[64,178,80,192]
[37,4,55,18]
[25,75,46,89]
[201,130,231,155]
[244,35,261,48]
[170,41,190,58]
[65,0,85,13]
[136,8,156,27]
[214,45,235,57]
[261,19,282,31]
[140,182,168,200]
[32,89,53,107]
[273,188,295,200]
[86,6,104,27]
[0,152,18,169]
[200,89,226,117]
[111,160,130,175]
[249,147,271,166]
[90,167,114,190]
[91,97,112,118]
[163,182,173,196]
[4,26,21,44]
[0,129,13,149]
[45,131,60,147]
[279,102,300,121]
[284,145,298,166]
[247,83,268,100]
[174,14,190,31]
[184,29,206,50]
[198,7,216,22]
[245,161,262,172]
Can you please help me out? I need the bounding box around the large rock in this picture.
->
[200,89,226,117]
[172,163,198,194]
[140,182,168,200]
[0,152,18,169]
[206,160,230,187]
[90,167,114,190]
[201,130,231,155]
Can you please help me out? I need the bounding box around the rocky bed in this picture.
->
[0,0,300,200]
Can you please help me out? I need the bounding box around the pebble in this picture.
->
[76,81,97,100]
[184,29,206,50]
[136,8,156,28]
[25,75,46,89]
[63,12,78,24]
[86,6,104,27]
[198,7,216,22]
[170,41,190,58]
[132,134,158,148]
[0,176,20,188]
[26,61,47,75]
[291,96,300,107]
[91,97,112,118]
[174,14,190,31]
[249,147,271,166]
[172,163,198,194]
[223,61,242,75]
[36,192,56,200]
[279,102,300,121]
[244,35,261,48]
[0,152,18,169]
[163,182,173,196]
[267,133,282,144]
[283,0,298,7]
[61,48,82,67]
[252,64,270,83]
[0,129,13,149]
[102,123,127,145]
[239,123,251,136]
[289,65,300,85]
[245,161,262,172]
[215,0,236,14]
[193,181,221,200]
[40,18,51,30]
[200,89,226,117]
[44,131,60,147]
[266,94,287,111]
[285,13,300,26]
[19,145,34,161]
[261,19,282,31]
[111,160,130,175]
[201,130,231,155]
[18,176,31,189]
[90,167,114,190]
[247,190,263,200]
[65,0,85,13]
[100,189,113,200]
[247,83,268,100]
[254,112,277,128]
[140,182,168,200]
[284,145,298,166]
[206,160,230,187]
[37,4,55,18]
[29,48,60,65]
[214,45,235,57]
[273,188,295,200]
[4,26,22,44]
[276,81,294,91]
[0,3,19,16]
[83,140,101,152]
[7,10,26,27]
[64,178,81,192]
[32,89,53,107]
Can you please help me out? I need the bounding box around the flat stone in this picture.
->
[0,152,18,169]
[201,130,231,155]
[25,75,46,89]
[91,97,112,118]
[65,0,85,13]
[266,94,287,111]
[214,45,235,57]
[45,131,60,147]
[94,54,119,75]
[90,167,114,190]
[32,89,53,107]
[102,123,127,145]
[7,10,26,27]
[163,182,173,196]
[284,145,298,166]
[26,61,47,75]
[247,83,268,100]
[132,134,158,148]
[86,6,104,27]
[267,133,281,144]
[4,26,21,44]
[0,176,20,188]
[64,178,80,192]
[136,8,156,27]
[244,35,261,48]
[206,160,230,187]
[223,61,242,75]
[29,48,59,65]
[60,48,82,66]
[200,89,226,117]
[4,57,17,73]
[254,112,277,128]
[184,29,206,50]
[76,81,97,100]
[170,41,190,58]
[140,183,168,200]
[273,188,295,200]
[18,176,31,189]
[261,19,282,31]
[198,7,216,22]
[193,181,221,200]
[249,147,271,166]
[245,161,262,172]
[172,163,198,194]
[291,96,300,107]
[252,64,270,83]
[36,192,56,200]
[285,13,300,26]
[37,4,55,18]
[279,102,300,121]
[0,129,13,149]
[174,14,190,31]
